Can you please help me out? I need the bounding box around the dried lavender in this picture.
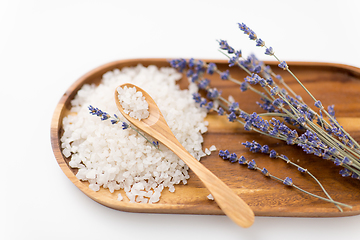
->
[219,150,352,209]
[242,140,344,211]
[169,23,360,209]
[88,105,160,150]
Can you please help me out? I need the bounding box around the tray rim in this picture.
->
[50,58,360,217]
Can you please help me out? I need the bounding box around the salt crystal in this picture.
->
[117,86,149,120]
[209,145,217,151]
[89,183,100,192]
[118,193,123,201]
[228,95,235,103]
[205,148,211,155]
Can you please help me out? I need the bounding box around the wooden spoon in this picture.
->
[115,83,255,228]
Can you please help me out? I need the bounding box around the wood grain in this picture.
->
[50,58,360,217]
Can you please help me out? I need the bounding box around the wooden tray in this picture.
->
[51,58,360,217]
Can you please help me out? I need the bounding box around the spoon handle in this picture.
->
[115,83,254,227]
[158,133,255,228]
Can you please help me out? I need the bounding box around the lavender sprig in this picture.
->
[88,105,160,150]
[242,140,344,211]
[219,151,352,209]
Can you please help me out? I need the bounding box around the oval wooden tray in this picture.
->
[51,58,360,217]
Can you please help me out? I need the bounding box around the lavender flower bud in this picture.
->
[283,177,293,186]
[247,160,257,170]
[278,61,288,70]
[238,156,247,164]
[265,47,274,56]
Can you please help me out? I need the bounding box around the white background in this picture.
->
[1,0,360,239]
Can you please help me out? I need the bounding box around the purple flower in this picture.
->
[152,141,159,148]
[248,30,257,40]
[270,86,279,96]
[169,58,187,72]
[269,150,277,158]
[229,153,238,163]
[228,111,237,122]
[254,65,262,73]
[88,105,110,120]
[283,177,293,186]
[257,99,276,113]
[218,39,234,54]
[194,60,205,73]
[322,149,333,160]
[256,38,265,47]
[198,78,210,89]
[238,156,247,165]
[340,169,352,177]
[207,63,217,75]
[242,141,252,148]
[297,116,306,124]
[238,23,257,40]
[328,104,335,117]
[111,114,120,124]
[266,77,274,86]
[278,61,288,70]
[265,47,274,55]
[247,160,257,170]
[220,70,230,80]
[342,156,352,165]
[240,81,248,92]
[272,98,283,107]
[298,167,307,173]
[188,58,196,68]
[205,101,214,111]
[88,105,98,115]
[314,100,322,108]
[259,78,267,87]
[192,93,201,103]
[217,107,224,116]
[199,98,207,107]
[186,69,194,77]
[245,73,261,85]
[122,122,129,130]
[206,88,221,99]
[228,56,239,67]
[352,173,360,179]
[190,73,199,82]
[229,102,239,112]
[219,150,230,160]
[261,168,269,176]
[246,140,261,153]
[244,121,252,131]
[235,50,242,58]
[261,145,270,154]
[238,22,247,32]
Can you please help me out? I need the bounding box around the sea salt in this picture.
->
[207,194,214,200]
[209,145,217,151]
[205,148,211,155]
[117,86,149,120]
[118,193,123,201]
[61,64,208,203]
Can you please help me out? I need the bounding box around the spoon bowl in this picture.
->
[115,83,255,228]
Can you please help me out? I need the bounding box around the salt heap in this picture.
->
[117,86,149,120]
[61,64,208,203]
